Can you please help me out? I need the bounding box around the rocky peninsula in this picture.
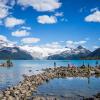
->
[0,65,100,100]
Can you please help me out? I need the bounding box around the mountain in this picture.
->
[0,44,99,60]
[84,48,100,59]
[47,46,91,60]
[19,45,68,59]
[0,47,33,60]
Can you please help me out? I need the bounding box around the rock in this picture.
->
[8,96,15,100]
[83,98,94,100]
[1,66,100,99]
[0,92,4,99]
[4,90,11,96]
[95,93,100,98]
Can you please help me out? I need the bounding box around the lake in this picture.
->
[35,77,100,99]
[0,60,100,98]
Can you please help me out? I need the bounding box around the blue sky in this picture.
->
[0,0,100,50]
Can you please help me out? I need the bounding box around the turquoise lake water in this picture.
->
[0,60,100,98]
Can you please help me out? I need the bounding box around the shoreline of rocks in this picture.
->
[0,66,100,100]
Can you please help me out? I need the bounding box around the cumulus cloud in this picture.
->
[21,37,40,44]
[12,30,30,37]
[0,35,17,47]
[55,12,63,17]
[0,7,9,19]
[9,0,16,6]
[0,0,16,7]
[41,42,62,49]
[5,17,25,28]
[37,15,57,24]
[0,0,16,19]
[18,0,61,12]
[21,26,31,30]
[85,10,100,22]
[66,40,87,48]
[0,34,7,41]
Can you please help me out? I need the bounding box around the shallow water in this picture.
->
[0,60,100,92]
[35,77,100,98]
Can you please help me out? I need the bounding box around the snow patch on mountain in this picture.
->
[19,45,69,59]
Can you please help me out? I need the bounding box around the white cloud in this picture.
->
[5,17,25,28]
[93,46,99,49]
[55,12,63,17]
[9,0,16,6]
[37,15,57,24]
[21,26,31,30]
[21,37,40,44]
[12,30,30,37]
[0,0,16,8]
[0,7,9,19]
[66,40,87,48]
[0,0,16,19]
[75,41,87,44]
[18,0,61,12]
[90,7,98,12]
[0,35,17,47]
[41,42,62,49]
[85,10,100,22]
[0,35,7,41]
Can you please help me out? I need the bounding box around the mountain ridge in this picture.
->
[0,46,33,60]
[47,45,91,60]
[0,45,100,60]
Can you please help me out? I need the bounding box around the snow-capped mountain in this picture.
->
[47,46,91,60]
[0,40,16,49]
[62,46,91,56]
[19,45,68,59]
[0,38,92,60]
[0,46,33,60]
[1,39,99,60]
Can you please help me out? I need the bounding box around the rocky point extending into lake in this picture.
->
[0,65,100,100]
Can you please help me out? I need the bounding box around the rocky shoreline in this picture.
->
[0,66,100,100]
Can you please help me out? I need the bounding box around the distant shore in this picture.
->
[0,66,100,100]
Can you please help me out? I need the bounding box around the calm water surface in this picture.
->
[0,60,100,97]
[35,77,100,98]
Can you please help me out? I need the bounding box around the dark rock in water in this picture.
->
[94,93,100,98]
[29,70,32,72]
[83,98,94,100]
